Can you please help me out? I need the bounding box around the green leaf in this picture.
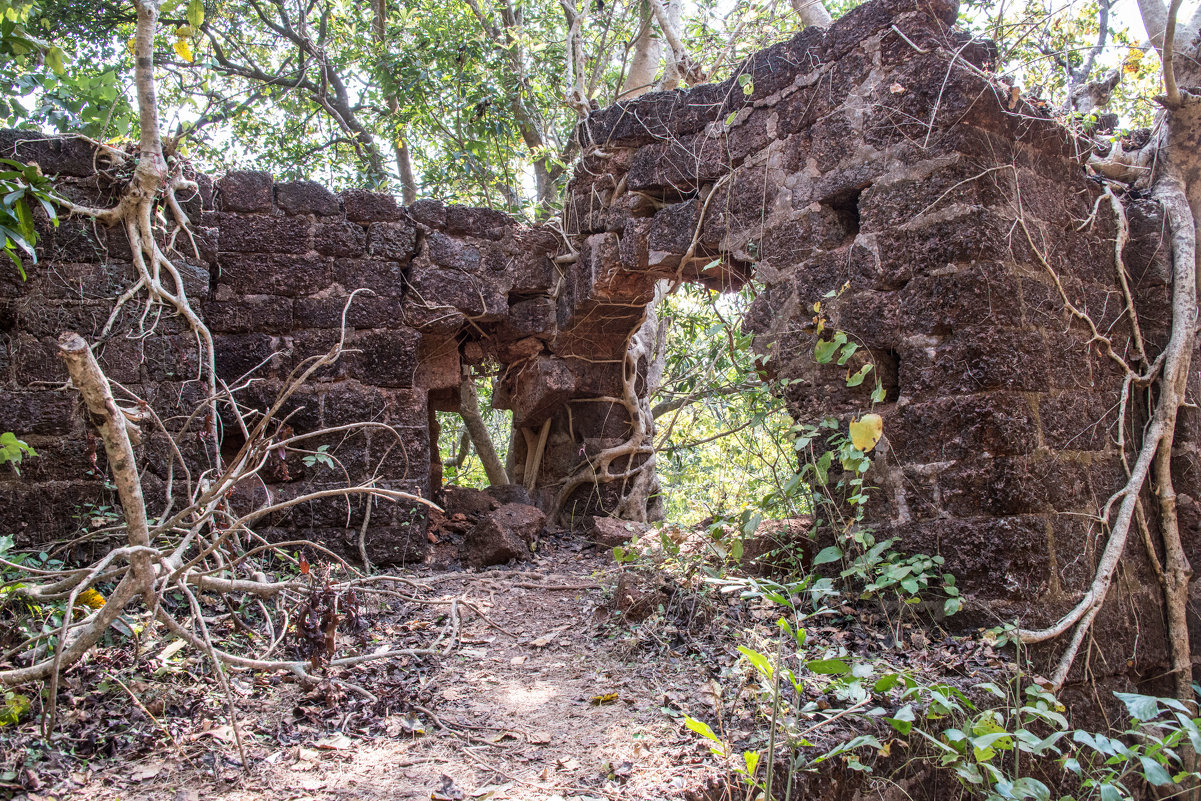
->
[737,645,773,678]
[806,658,850,675]
[684,716,722,744]
[971,730,1015,761]
[14,196,34,241]
[1138,756,1174,786]
[742,750,759,776]
[813,545,842,566]
[0,224,33,256]
[886,704,915,735]
[1009,777,1051,801]
[1114,692,1159,723]
[779,618,806,646]
[814,332,847,364]
[873,673,901,693]
[0,692,30,726]
[814,338,839,364]
[187,0,205,28]
[944,596,962,616]
[4,247,25,280]
[845,363,872,387]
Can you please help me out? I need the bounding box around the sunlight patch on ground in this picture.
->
[497,680,560,711]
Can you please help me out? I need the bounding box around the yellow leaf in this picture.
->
[0,692,31,726]
[1124,49,1144,73]
[45,45,65,75]
[173,38,193,62]
[849,414,883,452]
[77,587,106,609]
[590,693,619,705]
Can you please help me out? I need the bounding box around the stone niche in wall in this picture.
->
[0,0,1196,705]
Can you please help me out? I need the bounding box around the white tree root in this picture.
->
[550,306,661,523]
[1018,164,1198,693]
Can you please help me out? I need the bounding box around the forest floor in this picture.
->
[3,529,1008,801]
[4,535,739,801]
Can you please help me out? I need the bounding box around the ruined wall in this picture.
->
[1,0,1197,699]
[555,0,1199,697]
[0,138,575,563]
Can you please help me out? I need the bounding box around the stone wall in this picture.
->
[1,0,1196,700]
[556,0,1199,696]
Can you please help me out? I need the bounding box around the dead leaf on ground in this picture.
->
[130,764,162,782]
[157,639,187,664]
[697,679,722,710]
[528,624,570,647]
[432,774,465,801]
[314,733,353,750]
[185,723,236,743]
[528,729,552,744]
[294,746,320,763]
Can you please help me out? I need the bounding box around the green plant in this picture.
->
[301,444,335,470]
[0,431,35,473]
[683,611,1201,801]
[880,680,1201,801]
[760,295,960,619]
[0,157,59,278]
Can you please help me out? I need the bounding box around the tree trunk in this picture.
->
[619,1,661,100]
[395,136,417,205]
[1134,0,1200,715]
[373,0,417,203]
[790,0,832,28]
[459,368,510,486]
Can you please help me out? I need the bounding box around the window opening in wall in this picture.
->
[436,367,512,491]
[651,282,804,527]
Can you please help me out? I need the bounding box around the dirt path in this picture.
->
[65,541,726,801]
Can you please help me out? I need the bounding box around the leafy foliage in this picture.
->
[0,157,58,278]
[686,576,1201,801]
[961,0,1162,128]
[0,430,35,472]
[0,0,134,136]
[653,284,795,524]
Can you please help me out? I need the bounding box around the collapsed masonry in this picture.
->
[1,0,1197,700]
